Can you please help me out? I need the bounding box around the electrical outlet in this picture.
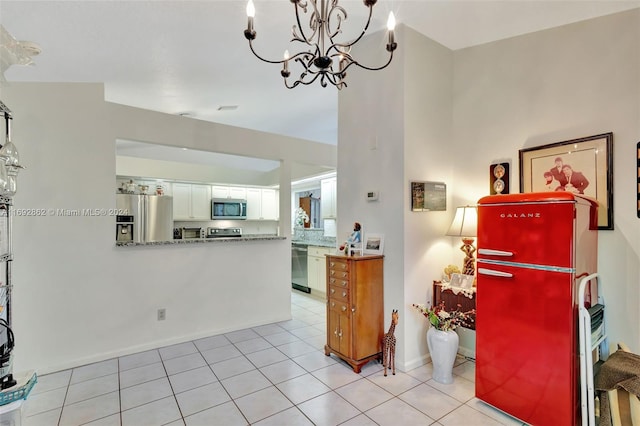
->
[157,308,166,321]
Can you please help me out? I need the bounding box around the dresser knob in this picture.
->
[342,306,347,312]
[342,291,346,297]
[331,289,335,294]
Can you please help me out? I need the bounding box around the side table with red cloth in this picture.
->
[433,280,476,330]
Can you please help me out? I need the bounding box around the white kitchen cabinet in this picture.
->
[172,183,191,219]
[261,188,278,220]
[229,186,247,200]
[211,186,230,199]
[173,183,211,220]
[212,185,247,200]
[246,188,261,220]
[321,177,337,219]
[246,188,278,220]
[191,184,211,219]
[308,246,330,294]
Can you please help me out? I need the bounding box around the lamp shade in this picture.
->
[446,206,477,237]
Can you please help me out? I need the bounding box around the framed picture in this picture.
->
[450,273,475,289]
[519,133,613,230]
[363,233,384,255]
[489,163,510,195]
[411,181,446,212]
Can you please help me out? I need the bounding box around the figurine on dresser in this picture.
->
[339,222,361,255]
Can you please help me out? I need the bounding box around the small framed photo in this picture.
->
[363,233,384,255]
[489,162,510,195]
[450,273,475,289]
[411,181,446,211]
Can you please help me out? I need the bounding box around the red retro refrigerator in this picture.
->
[475,192,598,425]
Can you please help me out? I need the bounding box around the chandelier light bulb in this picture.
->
[246,0,255,18]
[387,11,396,31]
[283,50,290,73]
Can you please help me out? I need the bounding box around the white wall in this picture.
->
[452,9,640,352]
[402,27,458,368]
[338,9,640,372]
[1,83,336,373]
[339,25,456,371]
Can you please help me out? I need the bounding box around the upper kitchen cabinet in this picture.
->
[246,188,279,220]
[321,177,337,219]
[211,185,247,200]
[173,183,211,221]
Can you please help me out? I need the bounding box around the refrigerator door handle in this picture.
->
[478,248,514,257]
[478,267,513,278]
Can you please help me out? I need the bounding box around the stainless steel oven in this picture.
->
[181,227,204,239]
[206,227,242,238]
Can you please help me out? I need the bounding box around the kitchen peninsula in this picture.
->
[116,234,285,246]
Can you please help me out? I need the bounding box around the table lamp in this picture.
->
[446,206,478,276]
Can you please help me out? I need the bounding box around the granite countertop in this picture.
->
[291,239,336,248]
[116,235,286,247]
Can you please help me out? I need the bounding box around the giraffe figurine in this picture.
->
[382,309,399,377]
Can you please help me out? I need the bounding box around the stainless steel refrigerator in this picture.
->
[116,194,173,242]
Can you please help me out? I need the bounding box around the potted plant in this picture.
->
[412,301,475,384]
[294,207,309,228]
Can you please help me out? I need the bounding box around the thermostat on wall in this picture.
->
[366,190,379,201]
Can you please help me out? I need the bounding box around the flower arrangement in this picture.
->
[442,264,461,282]
[412,301,475,332]
[294,207,309,227]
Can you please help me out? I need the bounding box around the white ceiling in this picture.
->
[2,0,639,150]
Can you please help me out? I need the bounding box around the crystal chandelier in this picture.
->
[244,0,397,89]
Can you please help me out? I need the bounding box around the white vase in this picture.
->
[427,327,459,384]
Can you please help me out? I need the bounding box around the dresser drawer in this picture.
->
[328,299,350,314]
[329,268,349,281]
[328,285,349,303]
[328,258,349,272]
[328,277,349,288]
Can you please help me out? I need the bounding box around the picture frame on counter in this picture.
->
[519,132,614,230]
[411,181,446,212]
[363,233,384,255]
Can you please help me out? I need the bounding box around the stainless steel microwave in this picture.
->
[211,198,247,220]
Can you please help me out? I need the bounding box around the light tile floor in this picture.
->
[20,291,525,426]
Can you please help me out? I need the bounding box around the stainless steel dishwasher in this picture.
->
[291,243,310,293]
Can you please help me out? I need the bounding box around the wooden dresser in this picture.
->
[324,254,384,373]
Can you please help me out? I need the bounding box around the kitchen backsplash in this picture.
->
[293,227,337,246]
